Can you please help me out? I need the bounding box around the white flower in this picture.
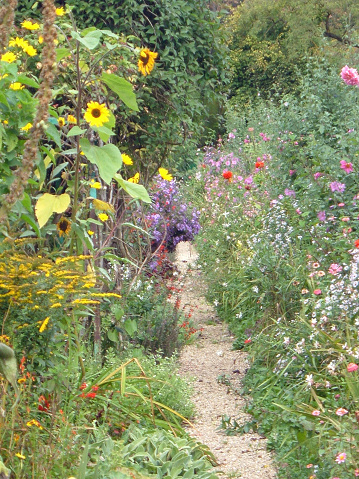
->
[305,374,314,387]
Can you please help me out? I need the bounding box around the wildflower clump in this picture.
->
[147,176,200,253]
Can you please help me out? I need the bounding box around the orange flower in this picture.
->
[355,239,359,249]
[255,161,264,169]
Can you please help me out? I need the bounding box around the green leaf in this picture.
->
[115,175,151,203]
[46,123,62,148]
[35,193,71,228]
[56,47,71,62]
[67,126,86,137]
[17,74,39,88]
[123,319,137,337]
[71,30,102,50]
[0,92,10,109]
[80,139,122,184]
[101,73,139,111]
[21,214,41,237]
[95,125,115,142]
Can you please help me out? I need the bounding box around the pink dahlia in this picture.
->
[341,65,359,86]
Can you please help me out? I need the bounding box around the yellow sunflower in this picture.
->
[1,52,17,63]
[58,117,66,127]
[138,48,158,76]
[56,217,71,237]
[9,82,24,90]
[128,172,140,183]
[158,167,173,181]
[122,153,133,165]
[98,213,109,222]
[67,114,77,124]
[84,101,110,127]
[21,20,41,30]
[55,7,66,16]
[24,45,37,57]
[20,122,33,132]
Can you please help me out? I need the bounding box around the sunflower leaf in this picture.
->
[80,139,122,184]
[115,174,151,203]
[100,73,139,111]
[35,193,71,228]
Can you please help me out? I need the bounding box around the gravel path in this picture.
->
[175,242,277,479]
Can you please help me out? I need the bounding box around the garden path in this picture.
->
[176,242,277,479]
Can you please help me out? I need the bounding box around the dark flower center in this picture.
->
[59,219,69,232]
[141,52,149,65]
[91,108,101,118]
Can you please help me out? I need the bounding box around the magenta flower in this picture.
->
[328,264,343,275]
[335,452,347,464]
[347,363,359,372]
[341,65,359,86]
[314,172,323,180]
[340,160,353,173]
[330,181,346,193]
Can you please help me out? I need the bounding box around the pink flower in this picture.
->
[312,410,320,416]
[347,363,359,372]
[314,172,323,180]
[328,264,343,275]
[340,159,353,173]
[313,289,322,295]
[335,408,348,416]
[341,65,359,86]
[317,211,326,222]
[330,181,346,193]
[335,452,347,464]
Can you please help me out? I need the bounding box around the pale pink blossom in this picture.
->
[312,410,320,416]
[336,408,348,416]
[341,65,359,86]
[313,289,322,295]
[328,264,343,275]
[347,363,359,372]
[335,452,347,464]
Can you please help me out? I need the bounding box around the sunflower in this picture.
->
[56,217,71,237]
[67,114,77,124]
[55,7,66,16]
[84,101,110,127]
[20,122,33,132]
[122,153,133,165]
[9,82,24,90]
[138,48,158,76]
[1,51,17,63]
[58,117,66,127]
[98,213,109,222]
[128,172,140,183]
[158,167,173,181]
[21,20,41,30]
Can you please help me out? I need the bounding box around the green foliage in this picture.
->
[64,0,228,172]
[225,0,359,105]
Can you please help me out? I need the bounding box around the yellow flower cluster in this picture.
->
[8,37,37,56]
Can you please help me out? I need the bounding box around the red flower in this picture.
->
[80,382,88,390]
[91,385,99,392]
[255,161,264,169]
[38,395,50,412]
[86,392,97,399]
[355,239,359,249]
[244,338,252,344]
[222,171,233,181]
